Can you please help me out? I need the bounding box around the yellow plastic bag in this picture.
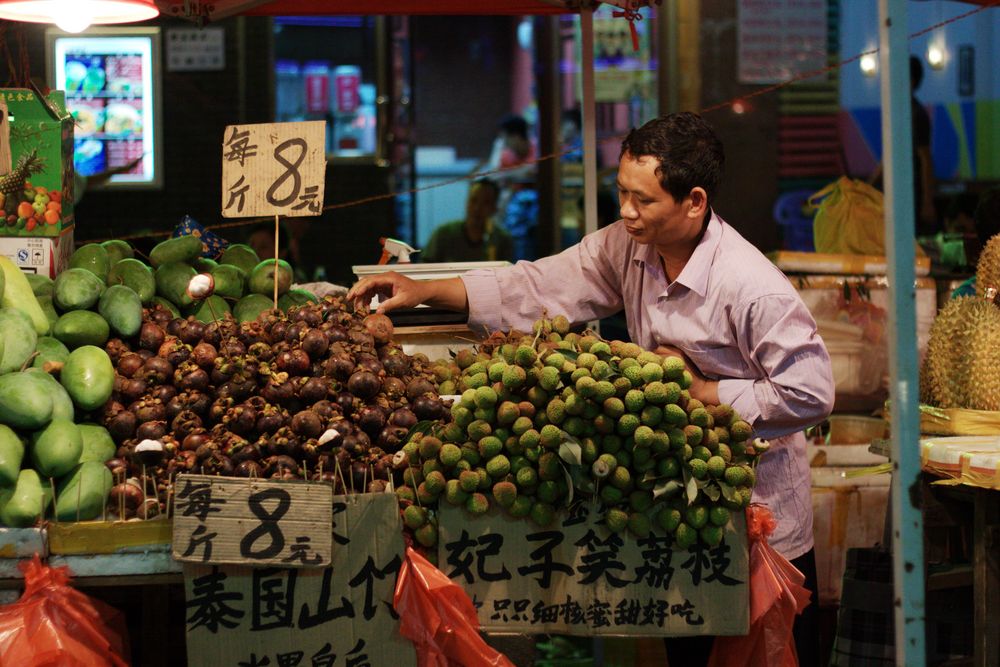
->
[809,177,886,255]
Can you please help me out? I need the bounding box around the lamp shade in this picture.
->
[0,0,158,29]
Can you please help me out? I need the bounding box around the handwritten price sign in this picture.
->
[172,474,333,568]
[221,121,326,218]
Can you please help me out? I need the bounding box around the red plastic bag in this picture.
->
[393,547,514,667]
[707,506,812,667]
[0,556,129,667]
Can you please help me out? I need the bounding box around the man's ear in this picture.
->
[687,187,709,218]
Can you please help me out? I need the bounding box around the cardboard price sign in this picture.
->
[172,474,333,568]
[184,493,415,667]
[438,503,749,637]
[221,121,326,218]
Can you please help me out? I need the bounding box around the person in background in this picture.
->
[560,108,584,163]
[951,187,1000,298]
[422,179,513,263]
[485,114,539,261]
[348,113,834,666]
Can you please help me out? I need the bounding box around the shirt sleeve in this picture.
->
[716,294,835,440]
[461,225,626,332]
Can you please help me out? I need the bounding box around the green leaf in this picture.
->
[702,483,721,502]
[558,348,580,361]
[642,470,665,484]
[653,479,683,500]
[405,420,436,443]
[718,481,738,503]
[558,437,583,466]
[686,475,699,505]
[560,462,575,507]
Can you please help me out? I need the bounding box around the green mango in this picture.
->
[0,256,48,335]
[220,243,260,275]
[278,288,318,311]
[149,234,203,268]
[32,336,70,370]
[36,294,59,329]
[192,257,218,273]
[0,469,45,527]
[233,293,274,323]
[210,264,246,300]
[61,345,114,412]
[0,372,54,430]
[99,284,143,338]
[188,295,231,323]
[53,311,110,349]
[107,258,155,305]
[55,461,113,522]
[101,240,134,265]
[249,259,293,296]
[155,262,197,308]
[78,424,115,464]
[26,273,53,297]
[0,424,24,487]
[30,418,82,478]
[68,243,111,282]
[0,307,36,373]
[53,267,105,311]
[25,368,75,422]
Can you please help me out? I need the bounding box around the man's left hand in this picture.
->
[654,345,720,406]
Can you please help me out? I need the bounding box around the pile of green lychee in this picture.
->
[397,316,768,550]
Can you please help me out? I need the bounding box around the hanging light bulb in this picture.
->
[927,44,945,70]
[859,53,878,77]
[0,0,158,30]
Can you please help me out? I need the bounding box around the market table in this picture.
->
[870,437,1000,666]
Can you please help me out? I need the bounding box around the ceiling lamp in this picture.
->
[0,0,158,33]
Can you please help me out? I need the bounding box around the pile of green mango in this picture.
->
[0,256,117,527]
[28,237,318,346]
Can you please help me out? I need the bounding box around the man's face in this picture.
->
[616,152,701,248]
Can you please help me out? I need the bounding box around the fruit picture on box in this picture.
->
[0,151,64,235]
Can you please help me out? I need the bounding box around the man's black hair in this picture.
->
[975,187,1000,247]
[910,55,924,91]
[499,114,529,140]
[619,111,725,205]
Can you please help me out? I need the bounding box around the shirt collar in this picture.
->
[630,211,724,297]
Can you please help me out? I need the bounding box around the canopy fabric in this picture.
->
[245,0,568,14]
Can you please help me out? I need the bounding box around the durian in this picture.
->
[921,296,1000,409]
[976,233,1000,298]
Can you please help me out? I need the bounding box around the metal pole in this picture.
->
[658,0,680,115]
[579,9,598,237]
[878,1,925,664]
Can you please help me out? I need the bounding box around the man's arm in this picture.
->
[347,274,468,314]
[717,295,835,440]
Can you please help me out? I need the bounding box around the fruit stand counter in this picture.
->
[871,437,1000,666]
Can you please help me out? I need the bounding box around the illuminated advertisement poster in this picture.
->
[47,28,162,188]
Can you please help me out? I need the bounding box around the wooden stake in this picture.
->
[273,214,280,309]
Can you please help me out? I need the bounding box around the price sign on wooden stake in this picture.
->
[172,474,333,568]
[221,121,326,218]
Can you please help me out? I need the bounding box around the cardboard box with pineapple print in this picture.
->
[0,88,75,237]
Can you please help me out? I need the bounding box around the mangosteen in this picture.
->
[301,328,330,359]
[412,395,444,421]
[325,324,348,343]
[119,377,148,403]
[209,397,235,423]
[139,323,166,351]
[136,420,167,442]
[106,410,138,443]
[218,378,256,402]
[285,321,308,344]
[105,457,128,479]
[236,460,262,478]
[130,398,166,423]
[167,450,197,475]
[389,407,418,429]
[406,377,435,402]
[150,384,178,404]
[382,353,410,379]
[117,352,145,378]
[191,342,218,369]
[171,411,203,440]
[142,357,174,385]
[347,370,381,400]
[357,405,387,437]
[297,377,330,404]
[248,341,273,361]
[105,338,130,365]
[311,400,339,421]
[367,479,388,494]
[261,378,296,404]
[220,339,246,357]
[324,354,355,381]
[363,313,394,345]
[268,321,289,344]
[355,353,383,375]
[230,442,262,465]
[382,376,406,401]
[134,439,166,467]
[349,461,370,492]
[377,425,409,453]
[264,455,299,478]
[256,406,287,434]
[334,392,356,415]
[276,349,311,376]
[182,432,210,452]
[159,339,191,366]
[224,405,257,435]
[349,327,375,349]
[291,410,324,439]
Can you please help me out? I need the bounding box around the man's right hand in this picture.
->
[346,274,470,315]
[347,272,427,314]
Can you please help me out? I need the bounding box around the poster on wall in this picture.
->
[738,0,828,84]
[46,27,163,188]
[583,7,656,110]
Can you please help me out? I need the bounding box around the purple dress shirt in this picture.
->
[461,212,835,559]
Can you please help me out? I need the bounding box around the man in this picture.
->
[349,112,834,664]
[422,179,513,263]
